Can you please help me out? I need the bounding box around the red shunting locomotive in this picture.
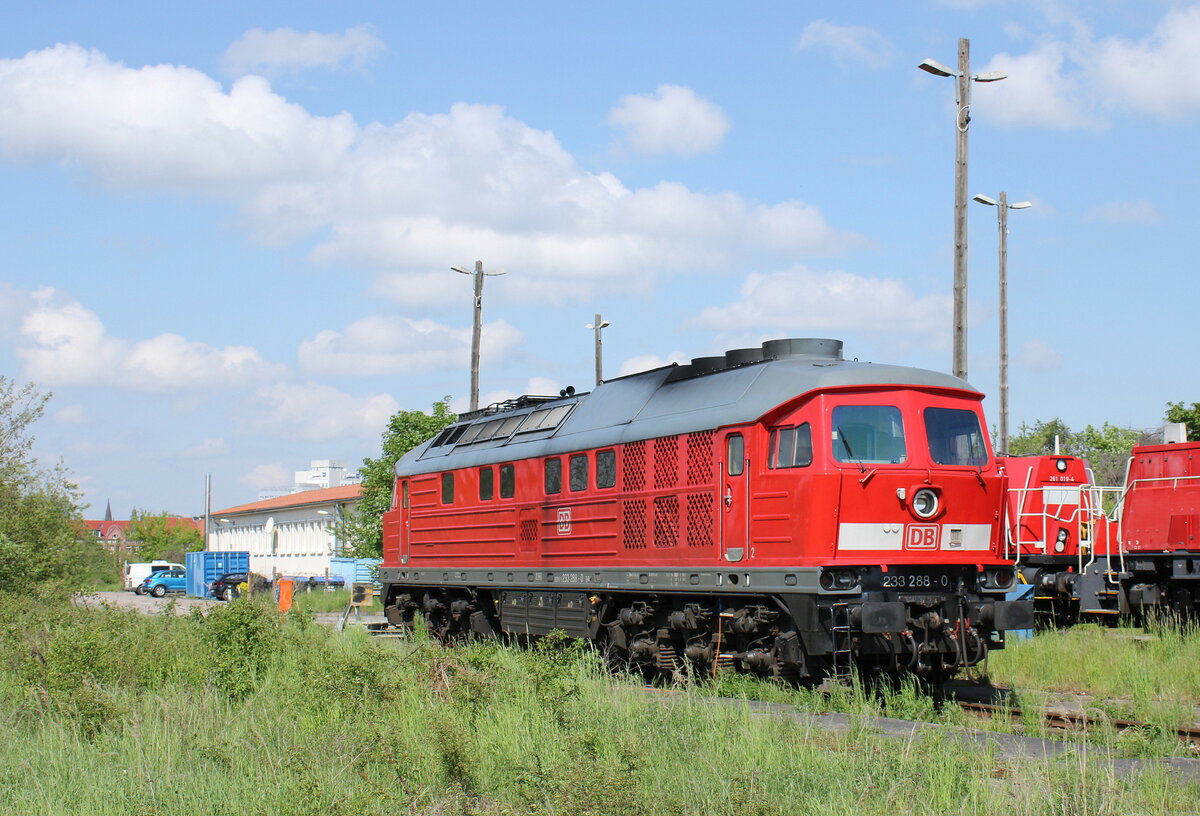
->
[1001,441,1200,626]
[999,455,1119,625]
[379,338,1034,680]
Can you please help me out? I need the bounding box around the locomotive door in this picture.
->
[398,479,411,564]
[720,432,749,562]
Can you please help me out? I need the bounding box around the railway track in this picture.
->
[939,686,1200,746]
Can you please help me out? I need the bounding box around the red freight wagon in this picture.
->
[379,338,1033,681]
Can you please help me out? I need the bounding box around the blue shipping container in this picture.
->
[187,550,250,598]
[328,557,381,587]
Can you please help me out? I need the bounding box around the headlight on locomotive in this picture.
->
[910,488,940,519]
[981,566,1015,591]
[819,568,860,592]
[1054,527,1069,553]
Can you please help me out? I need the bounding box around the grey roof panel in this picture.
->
[395,344,975,477]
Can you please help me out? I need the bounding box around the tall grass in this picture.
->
[1,594,1196,815]
[988,622,1200,728]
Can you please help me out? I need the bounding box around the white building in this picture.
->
[257,459,363,501]
[208,484,361,578]
[294,459,362,490]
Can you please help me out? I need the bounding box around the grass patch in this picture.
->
[988,623,1200,732]
[1,594,1197,815]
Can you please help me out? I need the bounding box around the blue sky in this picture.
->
[3,1,1196,517]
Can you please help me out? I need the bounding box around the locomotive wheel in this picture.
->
[1171,587,1195,618]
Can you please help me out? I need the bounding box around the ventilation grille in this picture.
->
[625,440,646,491]
[519,519,539,543]
[623,500,647,549]
[686,430,715,486]
[654,436,680,489]
[686,492,715,548]
[653,495,679,548]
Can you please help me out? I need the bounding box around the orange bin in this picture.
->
[276,577,294,612]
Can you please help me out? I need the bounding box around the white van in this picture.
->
[124,561,185,592]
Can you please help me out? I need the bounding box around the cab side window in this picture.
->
[499,464,515,499]
[769,424,813,468]
[479,466,494,501]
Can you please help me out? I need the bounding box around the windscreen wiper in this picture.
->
[837,425,866,474]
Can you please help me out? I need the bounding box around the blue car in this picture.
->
[141,568,187,597]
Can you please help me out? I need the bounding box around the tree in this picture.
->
[127,509,204,561]
[1006,417,1147,486]
[342,398,456,558]
[1165,402,1200,442]
[1005,418,1073,457]
[0,377,93,591]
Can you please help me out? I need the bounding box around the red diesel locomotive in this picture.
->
[1118,440,1200,618]
[999,455,1119,625]
[379,338,1033,680]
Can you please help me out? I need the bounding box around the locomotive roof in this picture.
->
[395,338,974,477]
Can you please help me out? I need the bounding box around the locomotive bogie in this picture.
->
[380,578,1020,680]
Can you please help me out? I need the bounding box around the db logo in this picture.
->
[905,524,939,550]
[557,508,572,536]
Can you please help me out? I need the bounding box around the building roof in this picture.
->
[81,519,133,539]
[213,484,362,517]
[79,516,203,539]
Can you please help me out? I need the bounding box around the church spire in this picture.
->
[104,500,113,522]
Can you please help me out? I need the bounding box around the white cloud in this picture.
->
[1016,339,1063,372]
[617,352,690,377]
[973,6,1200,130]
[221,25,384,77]
[0,47,860,304]
[690,267,950,339]
[16,287,283,391]
[980,44,1102,130]
[794,21,896,69]
[1088,6,1200,118]
[298,316,523,376]
[1084,200,1159,223]
[183,438,227,458]
[248,382,399,441]
[54,404,87,424]
[607,84,731,156]
[239,463,290,491]
[0,44,357,196]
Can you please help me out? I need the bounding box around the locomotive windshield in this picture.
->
[831,405,906,464]
[924,407,988,466]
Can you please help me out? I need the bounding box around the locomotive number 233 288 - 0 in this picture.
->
[881,571,953,589]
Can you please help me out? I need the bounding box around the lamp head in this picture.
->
[918,58,955,77]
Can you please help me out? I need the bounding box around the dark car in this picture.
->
[210,572,271,601]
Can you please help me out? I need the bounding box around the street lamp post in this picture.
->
[973,192,1031,456]
[919,39,1007,381]
[585,314,611,386]
[452,260,505,412]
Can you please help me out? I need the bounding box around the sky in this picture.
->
[3,1,1197,518]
